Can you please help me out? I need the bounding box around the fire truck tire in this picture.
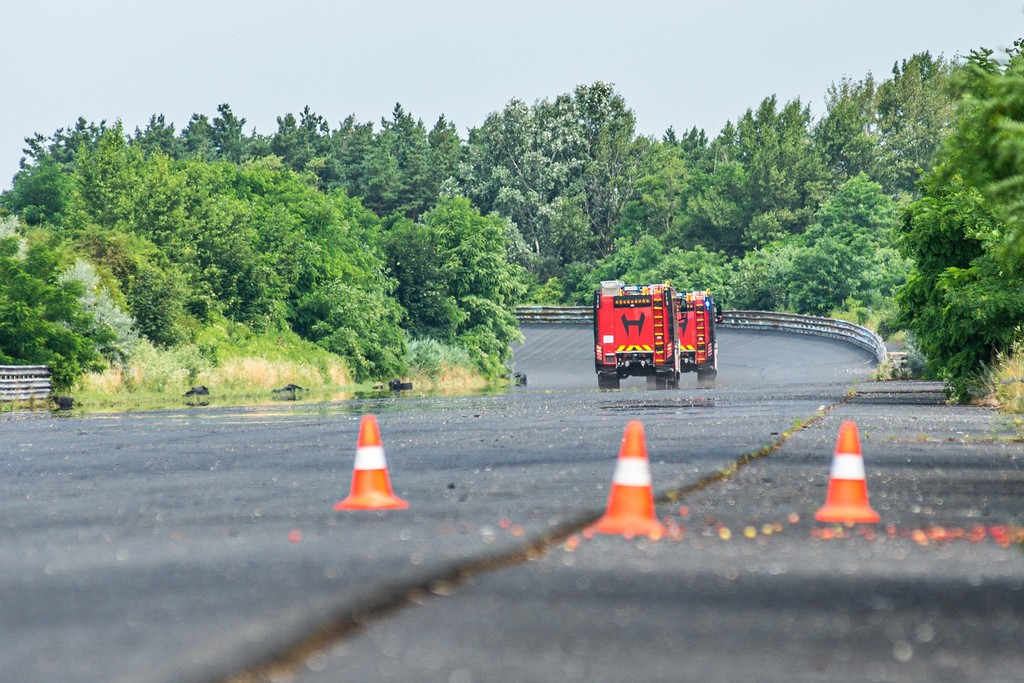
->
[697,369,717,388]
[647,371,679,390]
[598,373,620,390]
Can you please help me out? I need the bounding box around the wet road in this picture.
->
[511,325,875,390]
[2,327,1021,682]
[297,385,1024,683]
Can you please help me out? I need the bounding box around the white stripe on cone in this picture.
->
[612,456,652,487]
[353,445,387,470]
[830,454,866,480]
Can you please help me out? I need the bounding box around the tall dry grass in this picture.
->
[73,334,493,412]
[990,336,1024,414]
[75,339,352,410]
[194,357,348,390]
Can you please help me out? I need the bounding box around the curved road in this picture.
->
[2,327,1021,683]
[511,325,877,390]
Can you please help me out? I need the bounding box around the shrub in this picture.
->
[406,337,473,379]
[60,259,140,367]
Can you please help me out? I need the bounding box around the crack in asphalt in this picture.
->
[217,399,846,683]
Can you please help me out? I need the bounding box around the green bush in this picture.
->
[59,259,140,367]
[0,228,106,391]
[406,337,472,379]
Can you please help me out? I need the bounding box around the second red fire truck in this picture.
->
[593,280,721,390]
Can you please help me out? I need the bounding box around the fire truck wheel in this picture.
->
[697,369,717,388]
[647,371,679,390]
[598,373,620,390]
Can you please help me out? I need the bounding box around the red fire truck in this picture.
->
[593,281,720,390]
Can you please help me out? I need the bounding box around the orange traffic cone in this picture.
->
[586,420,666,539]
[334,414,409,510]
[815,420,880,524]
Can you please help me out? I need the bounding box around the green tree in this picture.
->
[677,149,748,255]
[406,197,527,377]
[615,138,693,243]
[568,82,641,257]
[895,173,1024,400]
[731,242,801,311]
[461,82,639,278]
[75,225,191,348]
[67,132,295,335]
[672,95,833,259]
[180,114,217,160]
[287,187,407,380]
[894,44,1024,401]
[564,235,735,305]
[376,104,434,219]
[940,42,1024,258]
[172,161,292,329]
[4,156,73,225]
[289,279,406,381]
[873,52,956,196]
[731,96,833,247]
[383,218,464,340]
[65,123,144,230]
[64,126,198,345]
[427,115,464,196]
[0,231,106,390]
[3,118,110,224]
[211,104,250,164]
[133,114,182,159]
[126,261,192,347]
[731,174,906,316]
[792,173,906,313]
[59,259,140,366]
[330,114,377,196]
[814,75,879,182]
[270,106,333,180]
[786,236,862,315]
[21,117,108,170]
[461,97,544,254]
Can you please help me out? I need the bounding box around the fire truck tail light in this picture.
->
[604,354,615,364]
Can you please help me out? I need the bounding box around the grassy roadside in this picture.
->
[820,307,1023,416]
[33,332,494,414]
[986,338,1024,414]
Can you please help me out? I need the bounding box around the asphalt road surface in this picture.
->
[2,327,1022,683]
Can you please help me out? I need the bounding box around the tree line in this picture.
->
[1,46,1021,399]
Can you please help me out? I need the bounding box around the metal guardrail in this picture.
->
[722,310,887,363]
[0,365,52,401]
[516,306,593,324]
[515,306,888,363]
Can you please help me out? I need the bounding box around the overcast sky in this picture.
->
[2,1,1022,191]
